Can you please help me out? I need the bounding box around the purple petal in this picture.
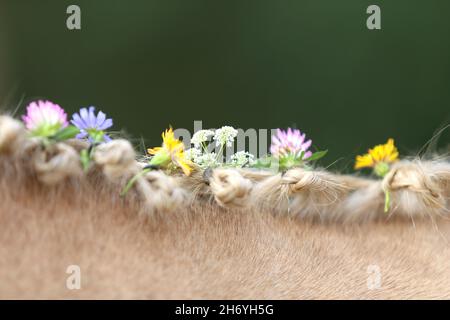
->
[76,131,88,139]
[270,145,278,155]
[71,113,86,128]
[70,118,85,129]
[103,134,112,142]
[79,108,89,123]
[271,135,280,146]
[302,139,312,150]
[298,133,305,144]
[98,118,113,130]
[303,151,313,159]
[96,111,106,127]
[276,128,283,137]
[88,107,97,128]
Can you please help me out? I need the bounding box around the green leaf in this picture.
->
[51,125,80,141]
[306,150,328,162]
[251,156,273,168]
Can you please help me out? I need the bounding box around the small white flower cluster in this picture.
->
[230,151,255,167]
[185,148,202,162]
[213,126,238,147]
[195,152,218,168]
[187,126,253,169]
[191,130,214,148]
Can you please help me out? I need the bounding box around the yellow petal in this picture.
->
[354,154,374,169]
[179,160,192,176]
[147,147,162,155]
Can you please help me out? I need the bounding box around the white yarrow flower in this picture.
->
[213,126,238,147]
[185,148,202,162]
[195,152,218,168]
[230,151,255,167]
[191,130,214,148]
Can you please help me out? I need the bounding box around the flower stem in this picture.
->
[374,164,391,213]
[120,168,151,197]
[201,142,209,154]
[81,142,100,172]
[384,189,391,213]
[215,143,224,164]
[80,149,91,172]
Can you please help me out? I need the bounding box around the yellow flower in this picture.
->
[355,138,399,172]
[355,138,399,213]
[147,127,193,176]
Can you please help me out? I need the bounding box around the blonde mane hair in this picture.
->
[1,115,450,299]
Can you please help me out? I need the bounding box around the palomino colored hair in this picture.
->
[0,115,449,299]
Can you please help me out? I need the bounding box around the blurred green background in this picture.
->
[1,0,449,170]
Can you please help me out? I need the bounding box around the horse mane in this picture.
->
[1,115,450,299]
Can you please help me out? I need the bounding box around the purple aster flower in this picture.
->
[71,106,113,142]
[22,100,68,136]
[270,128,312,159]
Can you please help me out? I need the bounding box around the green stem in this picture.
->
[200,142,209,154]
[384,189,391,213]
[81,142,99,172]
[41,137,52,148]
[86,145,96,172]
[120,168,151,197]
[374,165,391,213]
